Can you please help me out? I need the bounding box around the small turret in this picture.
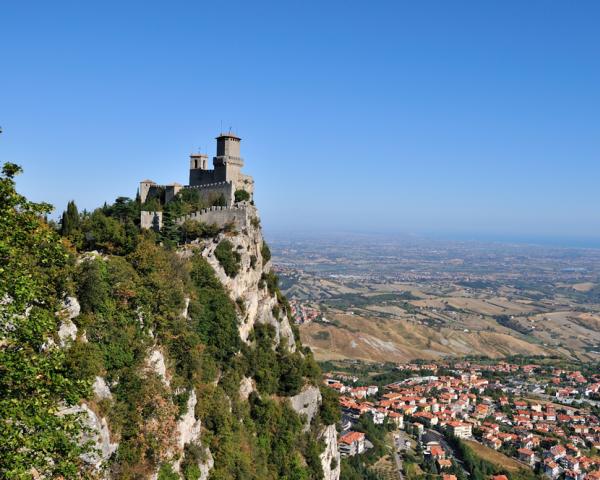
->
[190,153,209,170]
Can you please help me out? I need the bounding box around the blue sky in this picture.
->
[1,1,599,241]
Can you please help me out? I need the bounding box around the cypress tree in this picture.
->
[60,200,79,236]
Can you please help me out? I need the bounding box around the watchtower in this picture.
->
[214,133,244,184]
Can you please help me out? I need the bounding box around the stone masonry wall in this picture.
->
[140,211,163,231]
[175,205,248,229]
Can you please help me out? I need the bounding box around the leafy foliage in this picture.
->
[214,239,241,277]
[261,241,271,263]
[1,164,338,478]
[189,254,241,363]
[234,189,250,202]
[0,163,90,478]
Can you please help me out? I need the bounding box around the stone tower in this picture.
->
[213,133,244,184]
[141,131,254,213]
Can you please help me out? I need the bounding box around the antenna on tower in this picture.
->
[220,120,223,133]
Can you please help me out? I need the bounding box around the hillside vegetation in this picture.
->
[0,164,340,480]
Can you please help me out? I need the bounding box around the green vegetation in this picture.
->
[261,241,271,263]
[0,164,91,478]
[214,239,242,277]
[0,163,340,478]
[245,324,317,396]
[234,189,250,202]
[319,385,341,425]
[341,456,382,480]
[446,434,539,480]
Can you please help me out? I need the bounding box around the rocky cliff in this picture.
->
[64,205,338,478]
[1,161,340,479]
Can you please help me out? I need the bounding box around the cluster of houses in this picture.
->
[288,300,321,324]
[324,360,600,480]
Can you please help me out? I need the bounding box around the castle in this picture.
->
[139,132,255,230]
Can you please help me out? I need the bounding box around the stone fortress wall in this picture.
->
[186,181,234,206]
[140,211,163,231]
[139,132,253,231]
[175,204,249,229]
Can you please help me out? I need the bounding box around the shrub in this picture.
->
[77,258,110,314]
[188,255,241,362]
[157,463,179,480]
[211,193,227,207]
[0,163,91,476]
[261,241,271,263]
[234,189,250,202]
[214,239,241,277]
[180,220,221,242]
[319,386,341,425]
[65,340,105,380]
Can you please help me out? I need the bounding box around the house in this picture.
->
[550,445,567,460]
[518,448,536,466]
[562,456,580,473]
[428,444,445,460]
[388,411,404,429]
[339,431,366,457]
[413,411,438,427]
[437,459,452,470]
[484,437,502,450]
[544,458,560,478]
[447,421,472,439]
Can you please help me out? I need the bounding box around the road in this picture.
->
[422,429,470,477]
[392,430,412,480]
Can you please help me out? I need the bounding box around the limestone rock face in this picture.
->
[58,296,80,346]
[58,403,117,469]
[146,347,170,387]
[239,376,255,401]
[177,390,202,449]
[172,390,213,478]
[93,376,113,401]
[320,424,341,480]
[196,205,296,351]
[290,385,322,432]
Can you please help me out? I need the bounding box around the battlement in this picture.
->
[186,181,232,190]
[174,204,250,229]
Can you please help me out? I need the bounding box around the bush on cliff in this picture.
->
[214,239,241,277]
[234,189,250,202]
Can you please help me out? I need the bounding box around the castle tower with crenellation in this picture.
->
[139,132,255,231]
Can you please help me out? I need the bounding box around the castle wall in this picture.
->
[165,184,183,203]
[139,182,155,203]
[175,205,248,229]
[186,181,234,206]
[140,211,163,231]
[189,168,219,187]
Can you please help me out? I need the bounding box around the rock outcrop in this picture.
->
[290,385,322,432]
[58,403,117,469]
[320,424,341,480]
[186,205,297,352]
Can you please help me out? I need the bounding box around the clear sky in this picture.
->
[1,1,599,243]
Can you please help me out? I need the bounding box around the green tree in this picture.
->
[61,200,80,237]
[214,239,241,277]
[0,163,90,478]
